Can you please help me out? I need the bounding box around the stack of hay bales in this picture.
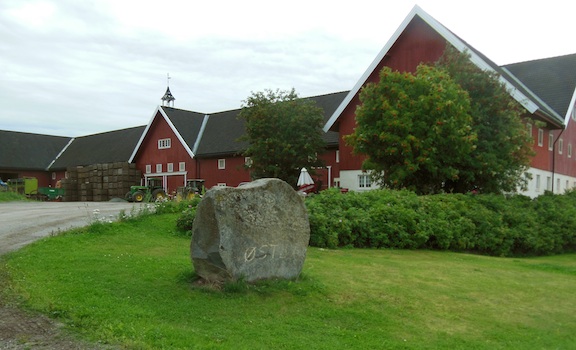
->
[60,162,141,202]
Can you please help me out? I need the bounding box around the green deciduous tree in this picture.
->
[345,65,477,194]
[435,47,534,193]
[238,88,325,187]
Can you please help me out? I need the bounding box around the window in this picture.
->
[51,172,56,180]
[245,157,252,167]
[145,164,152,174]
[559,138,564,155]
[336,150,340,163]
[535,175,541,192]
[156,164,162,173]
[526,123,533,141]
[218,159,226,170]
[158,138,171,149]
[549,132,554,151]
[566,180,569,190]
[546,176,552,191]
[557,178,561,192]
[179,162,186,172]
[167,163,174,172]
[217,183,227,187]
[569,144,573,158]
[537,129,544,147]
[572,107,576,121]
[358,174,371,188]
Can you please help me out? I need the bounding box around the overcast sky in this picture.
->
[1,0,575,137]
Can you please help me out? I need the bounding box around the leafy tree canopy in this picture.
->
[435,47,534,193]
[238,88,325,187]
[345,65,477,194]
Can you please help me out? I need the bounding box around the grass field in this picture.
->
[1,213,575,349]
[0,191,27,202]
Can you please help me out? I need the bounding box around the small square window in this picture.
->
[358,174,371,188]
[158,138,171,149]
[218,159,226,170]
[179,162,186,172]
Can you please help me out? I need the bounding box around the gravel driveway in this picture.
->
[0,201,146,255]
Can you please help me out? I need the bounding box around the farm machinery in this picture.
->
[125,177,167,202]
[5,177,65,201]
[175,179,205,201]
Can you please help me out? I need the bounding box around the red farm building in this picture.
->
[1,5,575,200]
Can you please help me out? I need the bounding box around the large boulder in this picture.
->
[191,178,310,283]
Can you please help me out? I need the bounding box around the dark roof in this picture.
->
[0,130,71,170]
[161,107,206,153]
[195,91,348,157]
[312,91,348,145]
[196,109,246,157]
[503,53,576,120]
[49,126,145,170]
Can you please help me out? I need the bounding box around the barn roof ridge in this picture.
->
[322,5,566,133]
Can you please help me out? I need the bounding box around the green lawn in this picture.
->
[1,213,575,349]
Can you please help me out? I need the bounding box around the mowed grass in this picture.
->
[1,214,575,349]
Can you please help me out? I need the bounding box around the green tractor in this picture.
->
[125,178,167,202]
[175,179,205,201]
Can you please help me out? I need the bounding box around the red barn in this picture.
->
[323,5,576,197]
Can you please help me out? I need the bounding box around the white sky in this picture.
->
[1,0,575,136]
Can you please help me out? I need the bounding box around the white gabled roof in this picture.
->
[323,5,562,132]
[128,106,196,163]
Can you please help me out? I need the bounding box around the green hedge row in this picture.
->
[305,188,576,256]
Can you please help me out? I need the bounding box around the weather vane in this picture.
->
[167,73,171,86]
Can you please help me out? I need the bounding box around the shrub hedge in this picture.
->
[305,188,576,256]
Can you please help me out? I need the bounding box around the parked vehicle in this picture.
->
[125,178,167,202]
[175,179,205,201]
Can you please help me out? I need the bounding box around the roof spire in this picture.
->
[161,73,175,107]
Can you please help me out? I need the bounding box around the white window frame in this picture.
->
[145,164,152,174]
[549,132,554,151]
[218,159,226,170]
[51,172,56,180]
[569,144,573,158]
[158,138,171,149]
[526,123,533,141]
[557,178,561,192]
[167,163,174,172]
[559,138,564,155]
[535,174,541,192]
[156,164,162,173]
[537,129,544,147]
[245,157,252,167]
[217,183,227,187]
[546,176,552,191]
[358,174,372,188]
[179,162,186,172]
[336,150,340,163]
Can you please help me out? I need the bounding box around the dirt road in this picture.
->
[0,201,146,255]
[0,200,147,349]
